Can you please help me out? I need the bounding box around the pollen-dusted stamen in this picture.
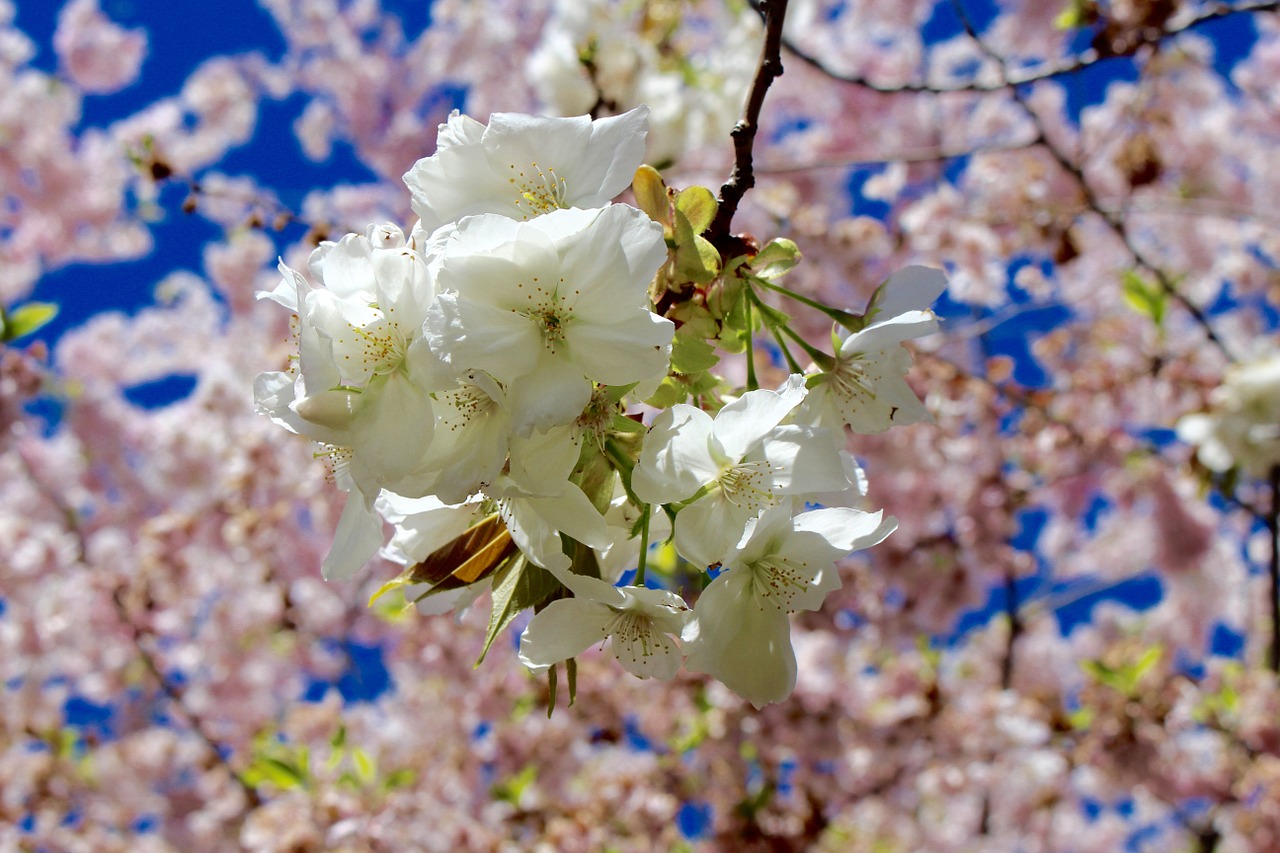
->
[341,307,410,380]
[717,459,779,513]
[516,283,576,354]
[604,609,656,660]
[443,381,499,431]
[508,161,569,217]
[827,354,877,402]
[749,554,811,611]
[313,443,353,483]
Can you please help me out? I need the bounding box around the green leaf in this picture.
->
[1053,0,1095,29]
[491,764,538,805]
[751,299,791,330]
[673,227,721,283]
[751,238,801,280]
[674,186,717,234]
[574,441,619,515]
[352,747,375,784]
[1121,270,1165,326]
[601,382,639,406]
[670,327,720,373]
[367,573,416,608]
[1130,645,1163,688]
[476,557,559,665]
[245,756,307,790]
[1067,706,1094,730]
[384,767,417,790]
[644,376,688,409]
[1,301,58,343]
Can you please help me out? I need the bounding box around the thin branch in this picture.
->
[772,1,1278,94]
[14,445,263,810]
[109,587,263,807]
[1001,569,1023,689]
[755,136,1038,174]
[1269,464,1280,673]
[949,0,1237,363]
[708,0,791,242]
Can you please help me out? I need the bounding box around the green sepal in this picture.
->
[476,556,558,665]
[609,412,647,434]
[644,376,688,409]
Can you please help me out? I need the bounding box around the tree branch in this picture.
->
[772,1,1278,94]
[1269,464,1280,673]
[949,0,1237,363]
[708,0,791,243]
[14,445,263,810]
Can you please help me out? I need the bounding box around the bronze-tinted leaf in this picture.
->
[409,513,517,587]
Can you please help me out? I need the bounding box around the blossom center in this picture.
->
[508,161,569,217]
[516,277,581,354]
[313,443,352,484]
[444,381,498,431]
[605,609,656,658]
[717,460,779,513]
[748,554,811,612]
[827,354,876,402]
[340,307,410,382]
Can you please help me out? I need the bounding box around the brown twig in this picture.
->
[772,1,1278,94]
[707,0,791,243]
[948,0,1237,363]
[1269,464,1280,673]
[14,446,263,810]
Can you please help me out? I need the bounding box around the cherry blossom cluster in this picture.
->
[253,106,944,706]
[10,0,1280,848]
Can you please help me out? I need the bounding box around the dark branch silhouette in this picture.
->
[769,0,1278,94]
[948,0,1237,363]
[708,0,791,242]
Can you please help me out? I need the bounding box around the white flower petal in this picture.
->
[867,265,947,318]
[632,405,721,505]
[323,492,384,581]
[518,598,613,671]
[712,375,806,461]
[683,570,797,707]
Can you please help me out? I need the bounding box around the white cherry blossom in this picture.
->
[518,573,690,680]
[800,265,945,434]
[682,504,896,707]
[425,205,673,435]
[403,106,650,231]
[631,375,852,567]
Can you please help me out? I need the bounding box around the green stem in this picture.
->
[744,294,759,391]
[778,321,836,371]
[751,274,861,328]
[769,325,804,373]
[636,504,651,587]
[603,437,641,507]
